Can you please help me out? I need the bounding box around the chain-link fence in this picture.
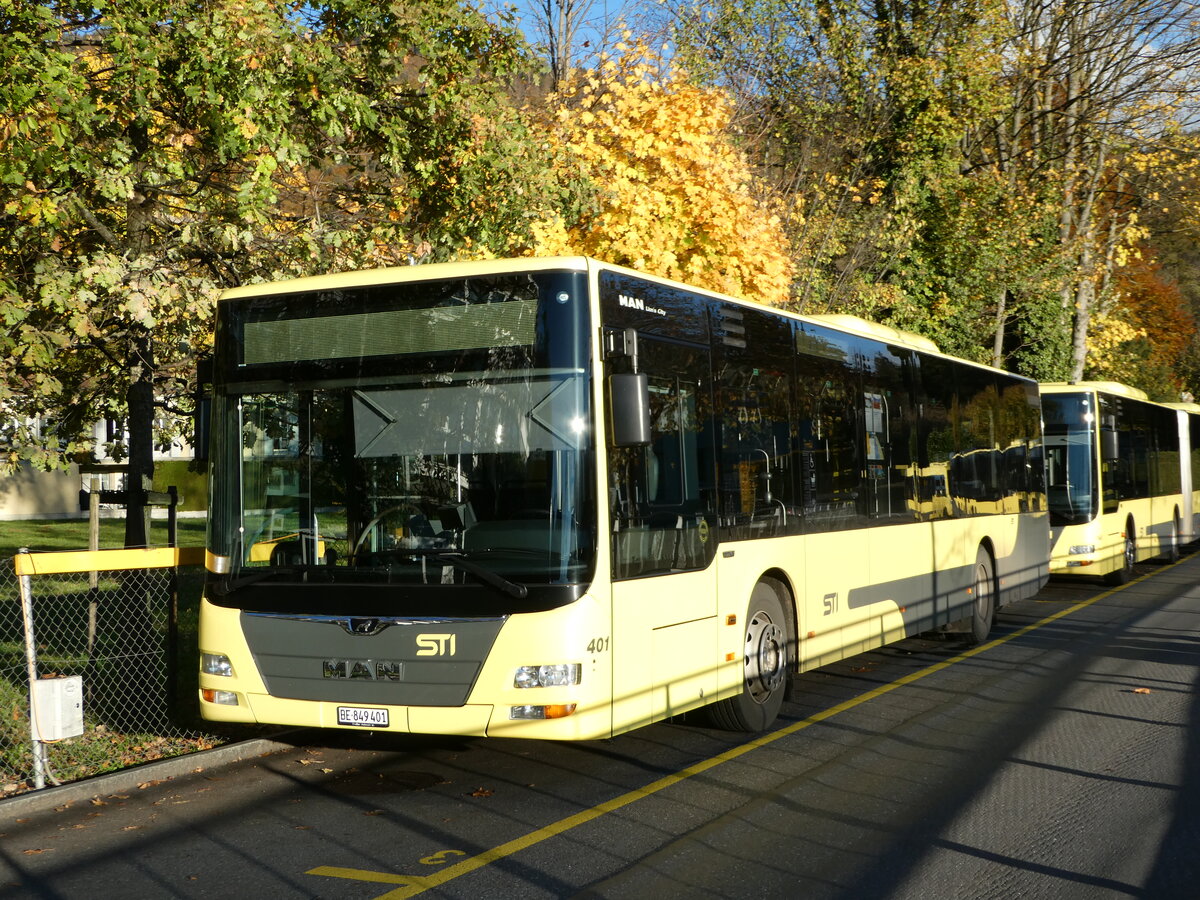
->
[1,550,225,795]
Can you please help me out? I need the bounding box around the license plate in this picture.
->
[337,706,389,728]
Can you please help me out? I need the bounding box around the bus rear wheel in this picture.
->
[706,579,791,732]
[968,547,996,645]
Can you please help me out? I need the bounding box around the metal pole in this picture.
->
[87,478,100,687]
[167,487,179,719]
[17,548,45,791]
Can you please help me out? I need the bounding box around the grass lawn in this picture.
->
[1,516,207,560]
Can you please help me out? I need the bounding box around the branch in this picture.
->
[72,197,123,250]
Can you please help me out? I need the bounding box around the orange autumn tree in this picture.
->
[528,41,794,306]
[1086,255,1196,400]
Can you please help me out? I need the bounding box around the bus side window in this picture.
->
[796,352,861,532]
[608,341,717,579]
[717,311,797,540]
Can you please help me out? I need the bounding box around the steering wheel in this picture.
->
[351,502,424,558]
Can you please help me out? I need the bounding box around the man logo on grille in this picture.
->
[344,618,386,636]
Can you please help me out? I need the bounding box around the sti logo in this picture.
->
[416,633,457,656]
[617,294,667,317]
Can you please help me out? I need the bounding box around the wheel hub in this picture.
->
[745,611,786,703]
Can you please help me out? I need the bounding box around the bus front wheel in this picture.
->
[1105,526,1136,585]
[1165,514,1181,563]
[706,579,791,732]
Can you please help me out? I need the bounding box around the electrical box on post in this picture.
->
[32,676,84,741]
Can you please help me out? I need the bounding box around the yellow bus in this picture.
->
[1166,401,1200,545]
[198,257,1049,739]
[1042,382,1190,583]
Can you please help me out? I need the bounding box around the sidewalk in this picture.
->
[0,733,304,820]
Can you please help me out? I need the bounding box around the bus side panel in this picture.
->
[799,530,881,670]
[993,511,1050,606]
[864,519,935,642]
[1108,496,1174,565]
[610,567,718,733]
[929,518,977,625]
[928,514,1044,624]
[1146,493,1185,559]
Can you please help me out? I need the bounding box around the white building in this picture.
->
[0,415,196,520]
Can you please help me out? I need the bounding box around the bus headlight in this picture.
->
[513,664,581,688]
[1069,544,1096,555]
[201,652,235,677]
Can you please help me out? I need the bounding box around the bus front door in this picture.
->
[606,335,719,731]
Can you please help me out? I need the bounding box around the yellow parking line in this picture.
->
[309,563,1172,899]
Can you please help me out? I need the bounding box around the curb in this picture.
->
[1,731,307,820]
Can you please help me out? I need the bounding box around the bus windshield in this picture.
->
[207,271,595,604]
[1042,393,1098,526]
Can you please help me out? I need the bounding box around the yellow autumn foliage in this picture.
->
[528,43,794,307]
[1085,306,1149,380]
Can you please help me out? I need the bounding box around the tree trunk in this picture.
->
[992,287,1008,368]
[124,329,155,549]
[1069,276,1094,383]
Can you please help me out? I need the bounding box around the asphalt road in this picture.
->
[2,555,1199,899]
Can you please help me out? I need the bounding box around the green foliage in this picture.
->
[672,0,1050,361]
[1,0,579,476]
[669,0,1200,384]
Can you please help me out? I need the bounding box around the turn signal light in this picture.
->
[509,703,577,720]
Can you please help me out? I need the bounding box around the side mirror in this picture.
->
[609,373,651,447]
[1100,428,1119,462]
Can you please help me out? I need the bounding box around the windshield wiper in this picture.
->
[215,566,299,594]
[427,552,529,599]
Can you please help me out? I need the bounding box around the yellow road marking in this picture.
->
[419,849,466,866]
[306,562,1176,899]
[308,866,420,887]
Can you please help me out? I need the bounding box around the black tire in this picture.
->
[1165,515,1181,563]
[1105,526,1136,585]
[705,579,791,732]
[968,546,996,645]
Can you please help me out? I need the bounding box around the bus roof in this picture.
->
[1040,381,1151,401]
[806,314,940,354]
[219,256,593,301]
[219,255,1015,368]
